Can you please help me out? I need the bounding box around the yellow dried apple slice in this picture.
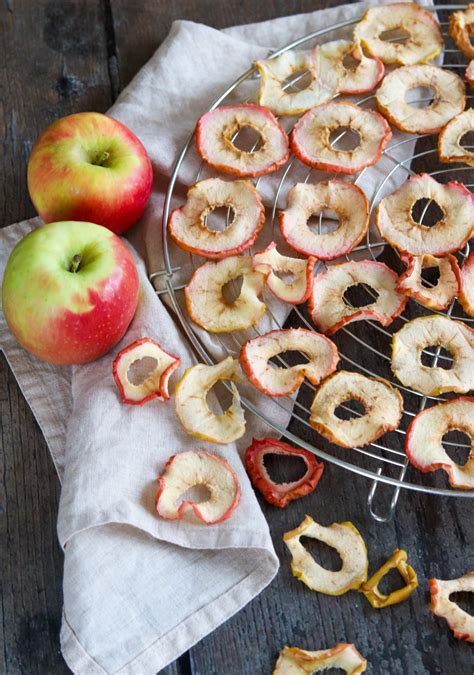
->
[406,397,474,489]
[459,251,474,317]
[168,178,265,259]
[309,370,403,448]
[240,328,339,397]
[391,315,474,396]
[376,174,474,256]
[449,4,474,59]
[321,39,384,95]
[396,253,461,310]
[253,242,315,304]
[283,515,368,595]
[360,549,418,609]
[439,109,474,167]
[174,357,245,443]
[429,573,474,643]
[279,181,369,260]
[185,256,266,333]
[273,643,367,674]
[466,60,474,88]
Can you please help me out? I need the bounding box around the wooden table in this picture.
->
[1,1,473,673]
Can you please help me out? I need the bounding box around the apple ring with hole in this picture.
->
[196,104,289,177]
[244,438,324,508]
[449,4,474,59]
[459,251,474,317]
[252,242,315,304]
[396,253,461,311]
[168,178,265,259]
[320,40,384,95]
[405,397,474,489]
[113,338,181,405]
[376,66,466,135]
[185,256,266,333]
[291,102,391,174]
[273,643,368,674]
[174,357,246,444]
[283,515,368,595]
[429,573,474,643]
[439,110,474,167]
[391,315,474,396]
[309,371,403,449]
[279,181,369,260]
[376,174,474,256]
[353,3,442,65]
[466,60,474,88]
[240,328,339,397]
[309,261,407,336]
[360,549,418,609]
[155,451,241,524]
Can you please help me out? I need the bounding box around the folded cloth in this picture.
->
[0,1,434,672]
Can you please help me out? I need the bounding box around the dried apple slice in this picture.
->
[283,515,368,595]
[309,260,407,335]
[113,338,181,405]
[244,438,324,508]
[360,549,418,609]
[291,101,391,174]
[429,573,474,643]
[459,251,474,317]
[309,371,403,449]
[274,643,367,674]
[376,66,465,134]
[155,451,241,524]
[439,110,474,167]
[449,4,474,59]
[252,242,315,304]
[353,3,442,65]
[174,357,245,444]
[240,328,339,397]
[320,39,384,95]
[168,178,265,259]
[376,174,474,256]
[185,256,266,333]
[196,104,289,177]
[392,316,474,396]
[466,60,474,88]
[279,181,369,260]
[405,397,474,489]
[396,253,461,310]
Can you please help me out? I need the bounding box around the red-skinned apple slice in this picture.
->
[196,104,289,177]
[466,60,474,88]
[240,328,339,397]
[405,397,474,489]
[253,242,315,304]
[279,181,369,260]
[155,451,241,524]
[449,4,474,59]
[113,338,180,404]
[320,40,384,94]
[459,251,474,317]
[429,574,474,643]
[274,643,368,674]
[396,253,461,310]
[439,109,474,167]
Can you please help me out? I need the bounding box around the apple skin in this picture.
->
[2,221,139,365]
[27,112,153,235]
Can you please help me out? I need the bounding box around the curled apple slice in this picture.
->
[240,328,339,397]
[113,338,181,405]
[429,573,474,643]
[174,357,245,444]
[376,174,474,256]
[309,370,403,448]
[320,39,384,95]
[279,181,369,260]
[185,256,266,333]
[253,242,315,304]
[459,251,474,317]
[196,104,289,177]
[155,451,241,524]
[449,4,474,59]
[283,515,368,595]
[291,102,391,174]
[392,315,474,396]
[466,60,474,88]
[274,643,367,674]
[396,253,461,310]
[244,438,324,508]
[360,549,418,609]
[168,178,265,259]
[439,110,474,167]
[309,260,407,335]
[405,397,474,489]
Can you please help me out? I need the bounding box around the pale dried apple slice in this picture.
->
[168,178,265,259]
[360,549,418,609]
[429,573,474,643]
[396,253,461,310]
[291,101,391,174]
[376,174,474,256]
[279,181,369,260]
[274,643,367,674]
[449,4,474,59]
[309,260,407,335]
[391,315,474,396]
[113,338,181,405]
[459,251,474,317]
[320,39,384,95]
[174,357,245,443]
[252,242,315,304]
[439,110,474,167]
[466,60,474,88]
[196,104,289,177]
[240,328,339,397]
[155,451,241,524]
[185,256,266,333]
[405,397,474,489]
[309,370,403,449]
[283,515,368,595]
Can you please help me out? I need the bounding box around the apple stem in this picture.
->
[70,254,82,273]
[98,150,110,165]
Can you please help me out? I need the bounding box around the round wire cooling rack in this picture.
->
[155,4,474,521]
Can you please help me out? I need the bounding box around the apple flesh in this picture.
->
[27,112,153,235]
[2,221,139,365]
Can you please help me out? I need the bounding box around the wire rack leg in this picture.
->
[367,469,405,523]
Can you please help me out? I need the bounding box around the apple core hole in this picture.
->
[334,398,366,420]
[343,283,378,307]
[269,350,310,368]
[405,85,436,109]
[379,27,410,44]
[232,126,264,152]
[442,430,472,466]
[127,357,158,385]
[449,591,474,615]
[222,275,244,304]
[377,567,407,595]
[307,208,341,235]
[274,269,298,283]
[420,265,441,288]
[460,130,474,151]
[204,205,235,232]
[282,68,313,93]
[329,126,360,151]
[420,346,453,369]
[206,379,234,415]
[342,51,360,71]
[411,198,444,227]
[300,536,343,572]
[178,484,212,505]
[263,453,308,483]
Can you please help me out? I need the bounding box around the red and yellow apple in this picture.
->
[27,112,153,235]
[2,221,139,365]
